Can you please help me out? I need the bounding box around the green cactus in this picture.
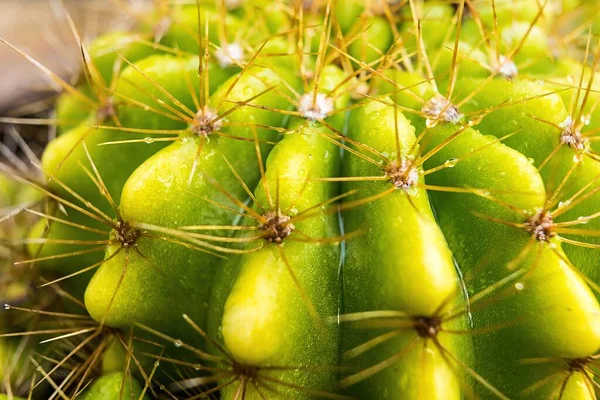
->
[3,0,600,398]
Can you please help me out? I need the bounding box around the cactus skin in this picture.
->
[4,1,600,399]
[78,372,149,400]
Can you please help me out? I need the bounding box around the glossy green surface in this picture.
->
[208,121,342,399]
[341,100,469,399]
[422,123,600,397]
[79,372,149,400]
[85,67,296,345]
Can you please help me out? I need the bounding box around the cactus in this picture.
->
[3,0,600,398]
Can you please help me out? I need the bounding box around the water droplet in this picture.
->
[194,364,201,371]
[515,282,524,291]
[160,385,166,391]
[425,118,437,128]
[154,361,160,367]
[573,153,584,163]
[174,339,183,348]
[144,137,155,144]
[3,304,9,310]
[445,158,458,168]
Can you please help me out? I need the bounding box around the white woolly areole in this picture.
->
[385,159,419,190]
[215,43,244,68]
[525,209,555,242]
[559,115,589,151]
[422,95,463,127]
[224,0,244,9]
[191,106,221,136]
[497,55,518,79]
[298,93,334,120]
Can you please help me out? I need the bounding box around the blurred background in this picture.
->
[0,0,121,112]
[0,0,143,156]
